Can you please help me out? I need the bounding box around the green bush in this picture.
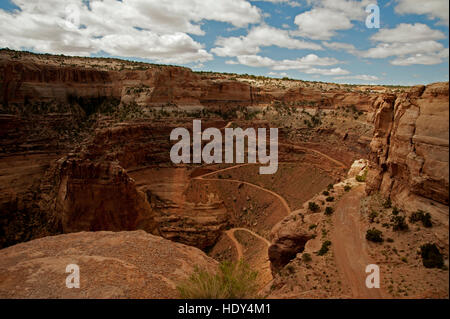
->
[302,253,312,262]
[368,211,378,223]
[327,184,334,191]
[422,213,433,228]
[355,169,368,182]
[391,215,408,231]
[366,228,383,243]
[177,260,259,299]
[383,198,392,209]
[392,207,400,215]
[322,191,330,196]
[317,240,332,256]
[324,206,334,216]
[420,244,444,269]
[409,210,433,228]
[344,185,351,192]
[325,196,334,202]
[308,202,320,212]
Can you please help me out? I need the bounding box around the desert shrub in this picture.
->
[177,260,258,299]
[391,215,408,231]
[382,198,392,209]
[387,238,394,243]
[322,191,330,196]
[309,224,317,230]
[344,185,351,192]
[317,240,331,256]
[420,244,444,269]
[369,211,378,223]
[324,207,334,216]
[327,184,334,191]
[325,196,334,202]
[422,213,433,228]
[409,210,433,228]
[366,228,383,243]
[302,253,312,262]
[392,207,400,215]
[308,202,320,212]
[409,210,423,222]
[355,169,368,182]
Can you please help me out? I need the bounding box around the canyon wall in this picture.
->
[1,50,383,112]
[41,157,159,235]
[366,82,449,223]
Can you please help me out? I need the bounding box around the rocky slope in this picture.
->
[0,230,217,298]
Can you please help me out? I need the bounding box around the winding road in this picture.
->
[194,167,291,216]
[224,228,271,261]
[191,141,381,298]
[331,185,385,298]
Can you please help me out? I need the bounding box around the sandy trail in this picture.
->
[225,229,244,261]
[278,142,347,168]
[331,185,385,299]
[225,228,272,289]
[195,176,291,216]
[224,227,271,262]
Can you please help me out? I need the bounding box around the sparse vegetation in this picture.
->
[366,228,383,243]
[391,215,408,231]
[325,196,334,202]
[382,198,392,209]
[344,185,352,192]
[368,211,378,223]
[324,206,334,216]
[177,260,259,299]
[308,201,320,212]
[409,210,432,228]
[420,243,444,269]
[317,240,331,256]
[302,253,312,262]
[392,206,400,215]
[355,169,368,182]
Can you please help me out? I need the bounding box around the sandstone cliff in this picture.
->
[366,82,449,223]
[1,49,395,112]
[41,157,159,235]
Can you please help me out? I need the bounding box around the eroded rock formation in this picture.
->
[41,157,159,235]
[1,49,393,112]
[366,82,449,223]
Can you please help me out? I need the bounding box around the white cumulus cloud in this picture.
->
[212,24,322,57]
[293,0,373,40]
[0,0,263,64]
[359,23,449,65]
[395,0,449,26]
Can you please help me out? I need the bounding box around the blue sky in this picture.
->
[0,0,448,85]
